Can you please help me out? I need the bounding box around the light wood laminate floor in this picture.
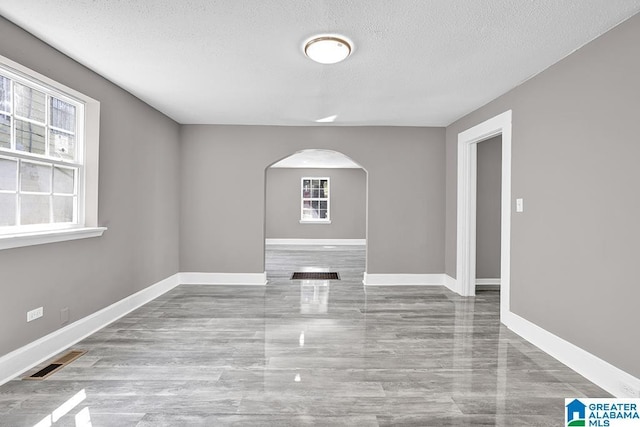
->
[0,245,608,426]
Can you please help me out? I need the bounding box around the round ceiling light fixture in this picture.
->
[304,35,352,64]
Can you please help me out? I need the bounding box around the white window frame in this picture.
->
[0,54,104,250]
[300,177,331,224]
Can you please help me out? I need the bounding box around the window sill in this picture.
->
[0,227,107,251]
[299,219,332,225]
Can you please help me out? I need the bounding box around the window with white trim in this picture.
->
[301,177,330,223]
[0,55,103,249]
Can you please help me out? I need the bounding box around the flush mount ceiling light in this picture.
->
[304,35,352,64]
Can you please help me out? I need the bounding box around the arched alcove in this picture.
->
[264,149,368,280]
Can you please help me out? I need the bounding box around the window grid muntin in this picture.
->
[0,75,12,115]
[0,156,78,228]
[0,66,81,162]
[0,65,83,233]
[0,76,13,151]
[301,177,330,221]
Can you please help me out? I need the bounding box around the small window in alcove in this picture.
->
[300,177,330,223]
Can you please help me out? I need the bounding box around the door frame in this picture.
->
[456,110,512,319]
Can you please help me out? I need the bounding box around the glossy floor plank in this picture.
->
[0,245,608,426]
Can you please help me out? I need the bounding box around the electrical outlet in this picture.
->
[621,382,640,398]
[27,307,43,322]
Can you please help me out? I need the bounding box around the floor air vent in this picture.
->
[291,272,340,280]
[24,350,86,380]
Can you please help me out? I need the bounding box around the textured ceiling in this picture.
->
[0,1,638,126]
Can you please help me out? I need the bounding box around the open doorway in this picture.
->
[456,110,512,321]
[264,149,368,284]
[476,136,502,291]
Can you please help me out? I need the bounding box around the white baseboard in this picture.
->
[0,273,180,387]
[265,238,366,246]
[503,310,640,398]
[5,268,637,401]
[442,276,499,292]
[179,272,267,285]
[363,273,444,286]
[444,274,458,293]
[476,278,501,286]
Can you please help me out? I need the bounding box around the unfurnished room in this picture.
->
[0,1,639,426]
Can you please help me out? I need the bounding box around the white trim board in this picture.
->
[444,274,458,293]
[363,273,444,286]
[0,271,266,386]
[456,110,512,325]
[503,311,640,398]
[178,272,267,285]
[3,268,638,400]
[0,227,107,251]
[265,239,366,246]
[0,273,180,387]
[476,278,501,285]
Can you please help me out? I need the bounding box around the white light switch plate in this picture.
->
[516,198,524,212]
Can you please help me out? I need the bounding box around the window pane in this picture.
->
[53,195,74,223]
[20,194,50,225]
[322,180,329,197]
[53,166,75,194]
[50,97,76,132]
[0,157,17,190]
[0,193,16,226]
[14,83,45,122]
[0,114,10,149]
[302,180,311,198]
[302,178,330,221]
[49,129,76,161]
[20,161,51,193]
[16,120,45,155]
[0,76,10,113]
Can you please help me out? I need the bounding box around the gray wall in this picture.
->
[445,13,640,377]
[0,17,180,356]
[180,126,445,274]
[265,168,366,239]
[476,136,501,279]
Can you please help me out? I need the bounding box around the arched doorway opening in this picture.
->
[263,149,368,283]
